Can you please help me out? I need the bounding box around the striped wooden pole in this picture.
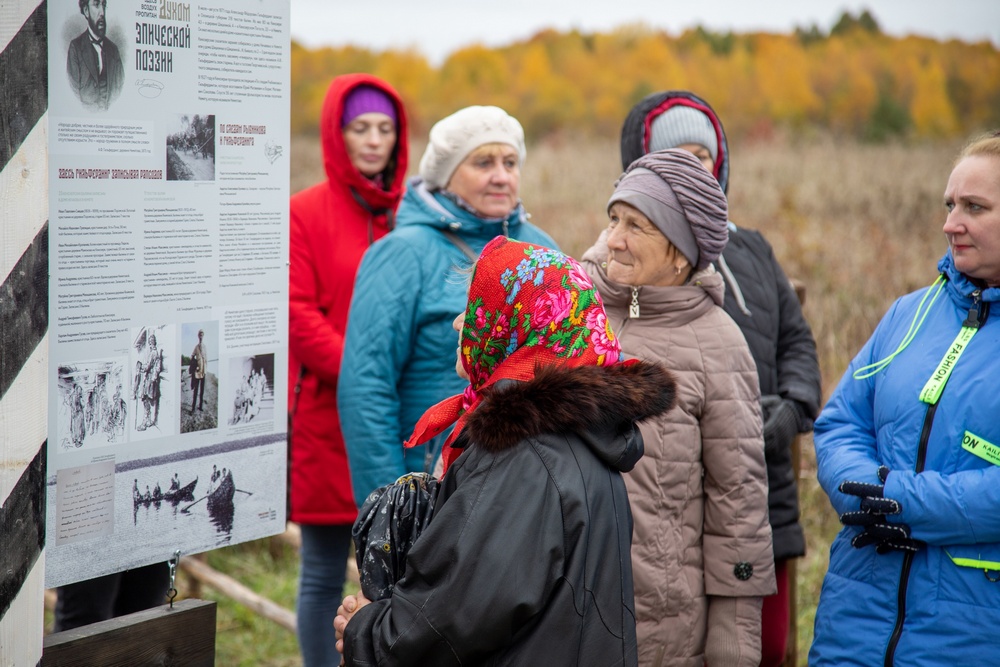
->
[1,0,48,664]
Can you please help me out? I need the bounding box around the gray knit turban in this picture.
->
[607,149,728,270]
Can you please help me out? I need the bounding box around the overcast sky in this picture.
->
[289,0,1000,65]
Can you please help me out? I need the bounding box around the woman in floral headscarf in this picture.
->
[335,236,677,667]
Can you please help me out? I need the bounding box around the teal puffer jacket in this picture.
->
[338,177,558,507]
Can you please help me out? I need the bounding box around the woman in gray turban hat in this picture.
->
[605,148,728,282]
[581,147,777,667]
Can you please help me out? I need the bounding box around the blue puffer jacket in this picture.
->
[338,177,559,507]
[810,251,1000,667]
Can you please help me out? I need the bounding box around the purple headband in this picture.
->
[341,85,397,128]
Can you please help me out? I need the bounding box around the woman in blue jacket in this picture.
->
[338,105,558,507]
[810,131,1000,666]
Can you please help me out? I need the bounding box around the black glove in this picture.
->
[841,515,922,553]
[760,396,801,458]
[839,466,923,554]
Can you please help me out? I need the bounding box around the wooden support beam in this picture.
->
[42,598,215,667]
[790,278,807,307]
[782,282,806,667]
[277,521,301,550]
[178,555,297,632]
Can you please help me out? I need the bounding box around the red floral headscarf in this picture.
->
[406,236,625,473]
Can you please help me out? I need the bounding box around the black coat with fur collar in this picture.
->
[343,361,676,667]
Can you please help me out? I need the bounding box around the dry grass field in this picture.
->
[269,132,964,665]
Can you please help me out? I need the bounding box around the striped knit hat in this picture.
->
[649,105,718,161]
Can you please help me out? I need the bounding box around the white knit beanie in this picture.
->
[649,105,718,161]
[418,106,526,190]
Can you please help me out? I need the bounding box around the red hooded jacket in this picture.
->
[288,74,409,524]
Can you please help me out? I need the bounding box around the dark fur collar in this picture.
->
[462,361,676,453]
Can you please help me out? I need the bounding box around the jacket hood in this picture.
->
[938,249,1000,305]
[319,73,409,211]
[396,176,531,235]
[463,361,676,471]
[582,231,727,317]
[620,90,730,194]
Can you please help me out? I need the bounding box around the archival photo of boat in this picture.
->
[45,433,286,588]
[127,458,258,545]
[131,473,198,509]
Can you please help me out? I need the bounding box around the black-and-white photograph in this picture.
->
[65,0,125,111]
[56,359,129,450]
[165,113,216,181]
[180,321,219,434]
[130,460,244,540]
[225,354,275,426]
[129,325,176,441]
[45,435,286,585]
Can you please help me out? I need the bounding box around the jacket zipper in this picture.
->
[616,316,631,339]
[883,289,988,666]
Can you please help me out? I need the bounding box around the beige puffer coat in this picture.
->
[583,238,776,667]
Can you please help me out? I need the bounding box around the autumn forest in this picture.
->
[289,10,1000,142]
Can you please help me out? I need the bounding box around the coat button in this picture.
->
[734,561,754,581]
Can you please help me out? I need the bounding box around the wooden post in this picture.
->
[183,553,209,599]
[783,437,802,667]
[783,278,807,667]
[1,1,49,664]
[42,598,216,667]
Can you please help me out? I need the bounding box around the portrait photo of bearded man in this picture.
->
[67,0,124,110]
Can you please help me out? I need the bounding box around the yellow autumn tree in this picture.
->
[809,37,878,134]
[507,41,587,137]
[939,40,1000,130]
[750,33,821,125]
[909,59,960,137]
[371,49,435,136]
[436,45,515,119]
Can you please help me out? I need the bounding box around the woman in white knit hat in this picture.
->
[338,105,558,509]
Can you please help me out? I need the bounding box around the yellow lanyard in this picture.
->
[946,551,1000,582]
[918,326,977,405]
[917,288,986,405]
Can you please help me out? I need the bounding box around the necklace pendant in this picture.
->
[629,287,640,319]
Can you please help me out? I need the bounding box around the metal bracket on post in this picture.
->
[167,549,181,609]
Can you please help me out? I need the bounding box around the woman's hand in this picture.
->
[334,593,372,659]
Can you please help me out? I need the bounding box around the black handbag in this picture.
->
[352,472,440,600]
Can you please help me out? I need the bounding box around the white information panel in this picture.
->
[46,0,290,588]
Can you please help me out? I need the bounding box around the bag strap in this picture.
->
[441,230,477,262]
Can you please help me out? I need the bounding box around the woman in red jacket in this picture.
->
[288,73,408,666]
